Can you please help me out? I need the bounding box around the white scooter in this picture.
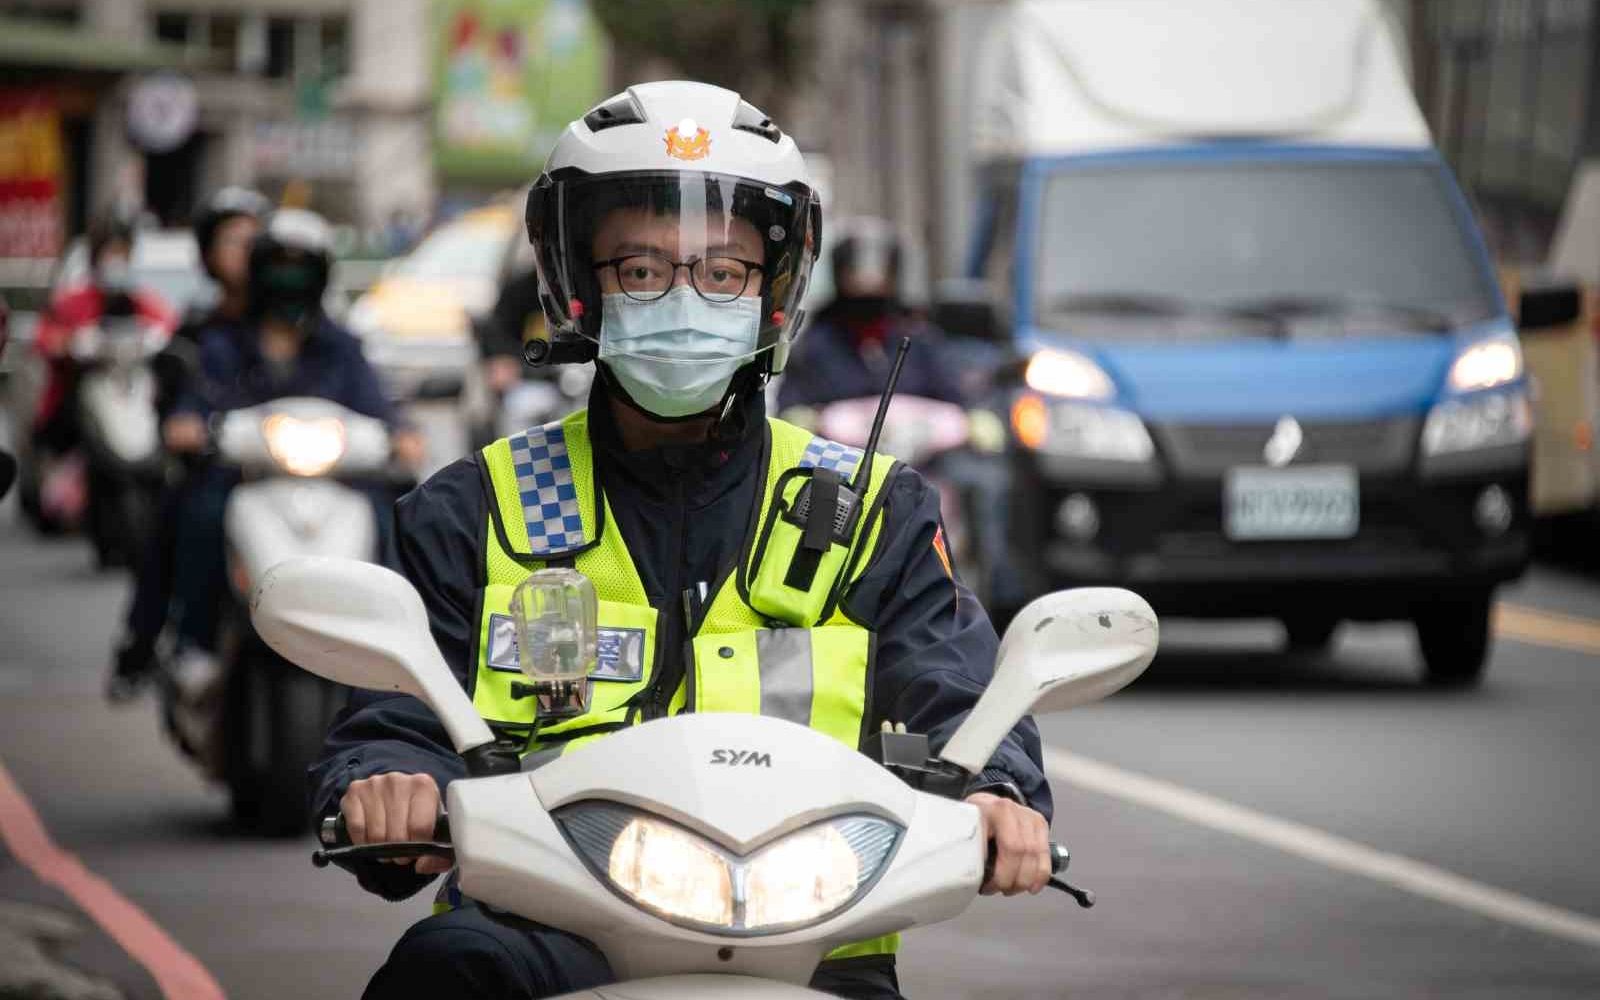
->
[251,556,1158,996]
[164,397,399,836]
[71,312,166,568]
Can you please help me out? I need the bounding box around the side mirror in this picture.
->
[250,557,496,756]
[938,588,1158,775]
[1518,282,1581,332]
[931,278,1004,344]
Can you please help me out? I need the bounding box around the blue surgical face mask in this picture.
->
[597,286,763,419]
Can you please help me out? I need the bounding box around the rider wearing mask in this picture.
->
[160,208,424,661]
[310,82,1052,1000]
[32,215,176,459]
[108,188,273,698]
[776,218,963,413]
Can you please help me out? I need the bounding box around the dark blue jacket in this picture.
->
[777,312,966,411]
[173,315,397,425]
[309,381,1049,901]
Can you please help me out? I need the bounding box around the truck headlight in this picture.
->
[555,802,901,936]
[262,415,347,476]
[1011,393,1154,462]
[1421,391,1532,456]
[1448,335,1522,392]
[1024,348,1115,400]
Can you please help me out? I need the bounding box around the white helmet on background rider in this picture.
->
[525,80,821,419]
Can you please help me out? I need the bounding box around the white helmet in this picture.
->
[524,80,821,380]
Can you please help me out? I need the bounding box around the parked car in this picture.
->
[961,0,1528,686]
[345,200,524,401]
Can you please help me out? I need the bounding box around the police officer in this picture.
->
[310,82,1052,1000]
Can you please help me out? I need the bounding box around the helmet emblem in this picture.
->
[665,119,711,161]
[1263,416,1304,467]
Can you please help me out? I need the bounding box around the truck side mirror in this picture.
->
[931,279,1004,344]
[1518,282,1582,333]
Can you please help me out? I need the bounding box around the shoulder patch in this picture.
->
[508,421,586,555]
[799,436,863,480]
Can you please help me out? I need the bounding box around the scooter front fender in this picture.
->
[554,974,834,1000]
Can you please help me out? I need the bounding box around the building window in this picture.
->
[153,11,189,46]
[0,1,78,26]
[265,16,296,80]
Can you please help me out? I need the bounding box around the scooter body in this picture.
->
[252,558,1159,994]
[173,398,395,834]
[71,318,166,566]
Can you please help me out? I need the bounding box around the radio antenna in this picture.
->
[852,337,912,493]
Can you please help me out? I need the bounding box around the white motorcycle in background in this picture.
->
[163,397,402,836]
[252,555,1158,997]
[809,395,1009,601]
[70,312,167,568]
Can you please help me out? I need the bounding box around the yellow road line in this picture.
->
[1494,603,1600,657]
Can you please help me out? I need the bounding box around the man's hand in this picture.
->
[966,792,1051,896]
[163,413,207,453]
[340,772,450,875]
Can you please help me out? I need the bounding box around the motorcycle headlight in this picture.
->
[262,415,347,476]
[1421,391,1532,456]
[555,802,902,936]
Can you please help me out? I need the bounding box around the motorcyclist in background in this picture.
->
[109,188,273,698]
[154,208,425,669]
[776,218,963,413]
[30,215,176,490]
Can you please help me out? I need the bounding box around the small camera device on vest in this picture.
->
[509,568,597,719]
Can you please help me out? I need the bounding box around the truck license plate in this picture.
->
[1225,465,1359,540]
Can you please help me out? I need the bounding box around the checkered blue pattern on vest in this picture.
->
[800,437,863,479]
[509,422,584,555]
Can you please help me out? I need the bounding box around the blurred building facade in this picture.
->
[0,0,433,244]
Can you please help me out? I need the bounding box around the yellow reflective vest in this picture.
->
[466,409,900,959]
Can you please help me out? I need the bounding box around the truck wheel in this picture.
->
[1414,592,1493,689]
[1282,615,1339,652]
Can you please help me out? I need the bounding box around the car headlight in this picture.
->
[1421,391,1532,456]
[1011,393,1154,462]
[1024,348,1115,400]
[554,802,902,936]
[1448,335,1522,392]
[262,414,347,476]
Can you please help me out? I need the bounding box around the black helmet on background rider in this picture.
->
[525,81,821,421]
[246,208,333,330]
[830,217,902,303]
[193,187,272,280]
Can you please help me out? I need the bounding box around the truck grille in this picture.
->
[1155,417,1418,475]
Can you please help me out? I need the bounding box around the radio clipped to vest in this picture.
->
[746,338,911,627]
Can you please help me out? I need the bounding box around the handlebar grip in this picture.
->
[319,810,451,848]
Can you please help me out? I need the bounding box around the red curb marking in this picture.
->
[0,759,226,1000]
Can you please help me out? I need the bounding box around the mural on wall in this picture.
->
[435,0,605,181]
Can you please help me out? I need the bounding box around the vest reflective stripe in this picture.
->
[755,629,813,726]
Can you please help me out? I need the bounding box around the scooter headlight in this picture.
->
[262,415,347,476]
[554,802,901,936]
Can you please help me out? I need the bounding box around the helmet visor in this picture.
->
[531,169,818,358]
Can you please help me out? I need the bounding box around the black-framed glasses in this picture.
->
[593,253,764,303]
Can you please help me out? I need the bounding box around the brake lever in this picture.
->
[981,840,1095,908]
[311,842,455,869]
[1048,877,1095,908]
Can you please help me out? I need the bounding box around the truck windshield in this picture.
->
[1033,159,1499,339]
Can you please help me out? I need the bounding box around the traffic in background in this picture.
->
[2,0,1600,997]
